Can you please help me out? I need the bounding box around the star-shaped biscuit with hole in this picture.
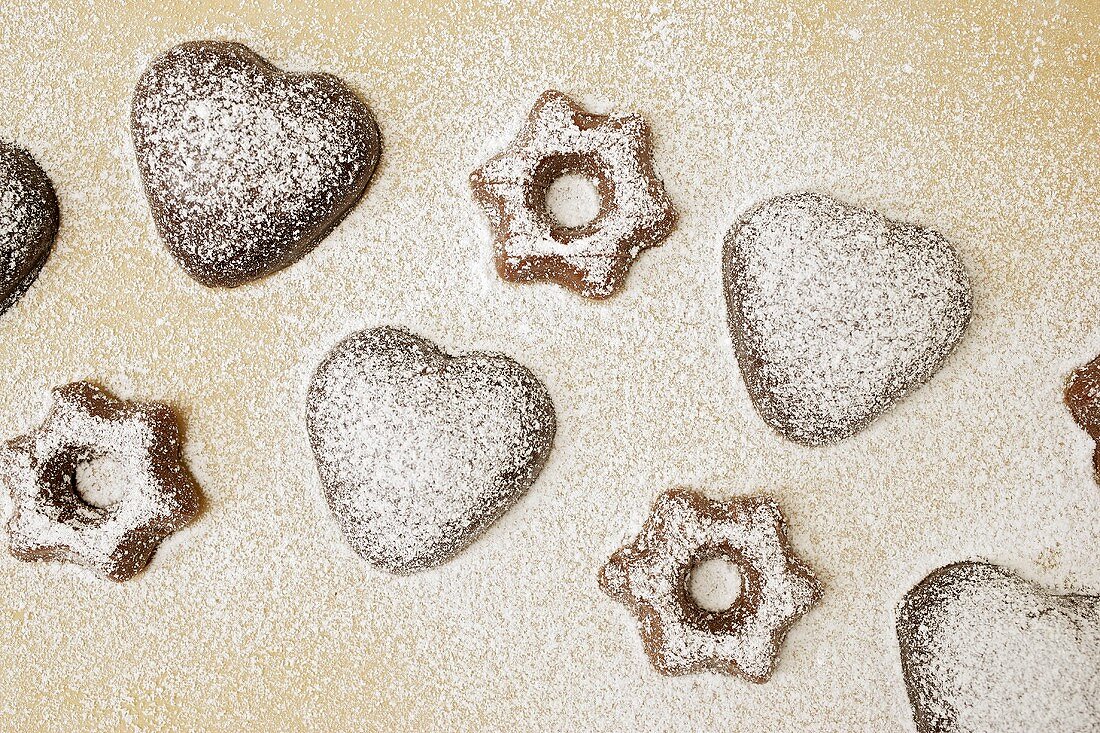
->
[0,382,200,581]
[470,90,676,299]
[599,488,822,681]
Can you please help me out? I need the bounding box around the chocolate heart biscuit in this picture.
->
[724,192,971,445]
[306,327,556,574]
[0,142,58,316]
[131,41,380,287]
[897,561,1100,733]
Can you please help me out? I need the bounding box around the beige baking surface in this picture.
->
[0,1,1098,730]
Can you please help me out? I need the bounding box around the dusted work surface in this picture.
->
[0,1,1098,730]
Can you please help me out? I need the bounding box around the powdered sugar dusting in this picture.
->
[545,173,601,228]
[306,327,555,574]
[897,561,1100,732]
[725,192,972,445]
[131,41,380,287]
[0,2,1097,731]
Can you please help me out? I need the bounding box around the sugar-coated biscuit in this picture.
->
[0,382,200,582]
[306,327,556,574]
[724,192,971,445]
[471,90,676,299]
[132,41,380,287]
[897,561,1100,733]
[1065,354,1100,483]
[0,142,58,316]
[599,488,821,681]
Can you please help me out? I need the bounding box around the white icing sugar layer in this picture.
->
[897,561,1100,733]
[306,327,556,574]
[724,192,972,445]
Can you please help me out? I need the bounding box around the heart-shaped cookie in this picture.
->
[0,142,58,316]
[897,561,1100,733]
[131,41,380,288]
[306,327,556,574]
[723,192,972,445]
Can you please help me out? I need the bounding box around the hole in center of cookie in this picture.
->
[72,456,128,509]
[688,557,743,613]
[545,173,602,229]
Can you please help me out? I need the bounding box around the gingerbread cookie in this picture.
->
[0,142,58,316]
[1065,354,1100,482]
[897,561,1100,733]
[470,90,676,299]
[131,41,381,287]
[0,382,200,581]
[599,488,821,681]
[306,327,556,574]
[724,192,972,445]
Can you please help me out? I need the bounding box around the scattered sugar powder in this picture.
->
[0,2,1096,732]
[897,561,1100,733]
[544,173,602,229]
[305,327,555,574]
[74,457,130,510]
[725,192,972,445]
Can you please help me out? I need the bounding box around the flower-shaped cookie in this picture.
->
[470,90,676,299]
[599,488,822,681]
[0,382,199,581]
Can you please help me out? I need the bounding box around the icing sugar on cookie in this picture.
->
[470,90,676,299]
[131,41,381,288]
[0,141,58,316]
[897,561,1100,733]
[0,382,200,582]
[599,488,821,681]
[306,327,556,574]
[724,192,972,445]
